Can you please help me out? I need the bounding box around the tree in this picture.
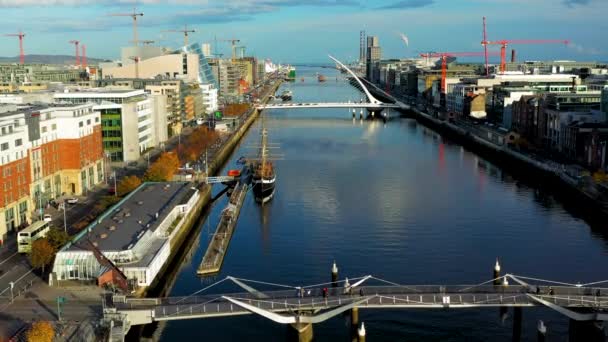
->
[30,239,55,273]
[46,229,70,251]
[117,175,142,196]
[144,152,180,182]
[27,321,54,342]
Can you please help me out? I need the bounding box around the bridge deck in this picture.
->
[256,102,403,110]
[111,285,608,322]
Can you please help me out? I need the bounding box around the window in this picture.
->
[1,143,8,151]
[15,139,22,146]
[79,121,84,127]
[87,119,91,125]
[52,124,57,130]
[42,126,47,133]
[95,117,99,123]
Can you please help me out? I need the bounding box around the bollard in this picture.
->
[537,320,546,342]
[358,322,366,342]
[493,258,501,285]
[332,261,339,287]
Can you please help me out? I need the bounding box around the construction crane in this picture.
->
[163,24,195,46]
[81,44,87,69]
[4,32,25,64]
[69,40,80,67]
[109,8,144,46]
[129,56,140,78]
[481,18,569,74]
[419,51,500,94]
[221,39,241,61]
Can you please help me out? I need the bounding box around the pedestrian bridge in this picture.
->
[104,273,608,339]
[255,55,409,114]
[256,102,402,110]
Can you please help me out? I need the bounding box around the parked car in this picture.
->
[66,198,79,204]
[43,214,52,222]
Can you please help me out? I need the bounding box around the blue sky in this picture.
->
[0,0,606,63]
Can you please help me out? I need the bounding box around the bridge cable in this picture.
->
[302,276,370,289]
[176,277,230,304]
[230,277,297,289]
[508,275,578,287]
[458,276,506,293]
[368,276,421,292]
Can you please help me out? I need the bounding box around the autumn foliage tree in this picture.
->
[46,229,70,251]
[27,321,54,342]
[144,152,180,182]
[117,175,142,196]
[178,126,219,163]
[30,239,55,273]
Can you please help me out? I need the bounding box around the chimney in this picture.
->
[511,49,516,63]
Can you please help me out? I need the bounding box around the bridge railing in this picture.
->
[116,284,608,311]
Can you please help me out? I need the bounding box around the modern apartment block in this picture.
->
[0,103,104,240]
[54,89,167,162]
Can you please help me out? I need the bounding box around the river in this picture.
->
[157,66,607,341]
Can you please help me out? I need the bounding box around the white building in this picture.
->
[200,83,218,113]
[51,182,200,288]
[54,89,167,162]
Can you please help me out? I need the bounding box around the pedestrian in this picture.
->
[549,287,554,296]
[307,290,311,296]
[596,289,601,297]
[360,288,364,297]
[536,286,541,295]
[323,288,328,298]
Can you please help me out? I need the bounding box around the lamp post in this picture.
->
[113,171,117,198]
[63,200,67,233]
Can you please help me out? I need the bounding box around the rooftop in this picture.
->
[54,88,145,98]
[67,182,192,252]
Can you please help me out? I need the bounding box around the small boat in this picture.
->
[280,90,293,101]
[317,74,327,82]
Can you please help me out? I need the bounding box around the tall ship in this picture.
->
[252,127,276,203]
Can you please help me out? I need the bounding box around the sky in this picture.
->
[0,0,606,64]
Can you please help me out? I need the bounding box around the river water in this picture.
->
[158,67,607,341]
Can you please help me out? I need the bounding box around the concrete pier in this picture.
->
[197,181,249,275]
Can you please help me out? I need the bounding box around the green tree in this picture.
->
[117,175,142,196]
[46,229,70,251]
[30,239,55,273]
[27,321,54,342]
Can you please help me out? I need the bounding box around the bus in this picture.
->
[17,221,51,254]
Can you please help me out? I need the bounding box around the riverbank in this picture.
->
[354,75,608,223]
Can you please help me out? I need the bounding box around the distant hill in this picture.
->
[0,54,111,65]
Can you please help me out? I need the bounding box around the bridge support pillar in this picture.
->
[289,323,313,342]
[350,306,360,342]
[512,307,522,342]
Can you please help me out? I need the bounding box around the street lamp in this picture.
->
[63,200,67,233]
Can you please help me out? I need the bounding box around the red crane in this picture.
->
[81,44,87,69]
[69,40,80,67]
[481,18,568,74]
[4,32,25,65]
[419,51,500,94]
